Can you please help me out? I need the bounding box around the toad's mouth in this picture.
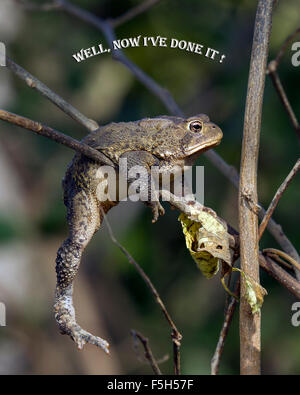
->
[183,138,222,157]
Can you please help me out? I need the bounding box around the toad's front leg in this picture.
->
[120,150,165,223]
[54,190,113,352]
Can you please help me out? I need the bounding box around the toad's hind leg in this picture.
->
[54,190,110,353]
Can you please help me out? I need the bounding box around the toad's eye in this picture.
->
[189,120,203,132]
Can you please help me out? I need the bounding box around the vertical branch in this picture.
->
[239,0,274,375]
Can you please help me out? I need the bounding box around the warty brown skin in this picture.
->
[54,114,222,351]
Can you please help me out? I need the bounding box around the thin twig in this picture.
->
[238,0,274,375]
[264,252,292,270]
[263,248,300,273]
[261,211,300,281]
[267,27,300,143]
[0,109,114,166]
[111,0,161,28]
[100,208,182,375]
[131,330,162,375]
[259,254,300,299]
[259,159,300,239]
[6,57,98,132]
[274,27,300,67]
[211,279,240,375]
[267,67,300,142]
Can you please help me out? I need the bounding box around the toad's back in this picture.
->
[82,118,186,164]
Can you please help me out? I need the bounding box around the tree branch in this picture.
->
[238,0,274,375]
[0,109,114,166]
[100,208,182,375]
[263,248,300,273]
[259,159,300,280]
[273,27,300,67]
[261,209,300,281]
[263,251,292,270]
[111,0,161,28]
[6,57,98,132]
[259,159,300,239]
[131,329,162,375]
[259,254,300,299]
[267,66,300,142]
[267,27,300,143]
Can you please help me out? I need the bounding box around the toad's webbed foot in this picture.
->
[147,201,165,223]
[70,326,109,352]
[54,275,110,353]
[54,294,109,352]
